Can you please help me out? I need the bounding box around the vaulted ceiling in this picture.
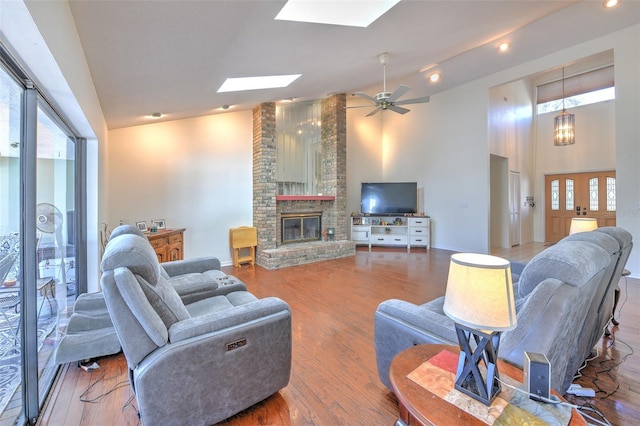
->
[67,0,639,129]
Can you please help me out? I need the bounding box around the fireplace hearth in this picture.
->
[281,212,321,244]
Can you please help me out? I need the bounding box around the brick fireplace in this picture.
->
[252,94,356,269]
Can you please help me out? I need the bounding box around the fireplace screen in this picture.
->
[281,212,321,244]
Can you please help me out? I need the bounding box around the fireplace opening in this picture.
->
[281,212,321,244]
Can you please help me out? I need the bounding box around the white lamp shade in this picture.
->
[443,253,517,331]
[569,217,598,235]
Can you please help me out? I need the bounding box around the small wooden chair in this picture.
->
[229,226,257,268]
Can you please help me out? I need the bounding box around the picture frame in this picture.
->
[136,221,148,232]
[152,219,166,230]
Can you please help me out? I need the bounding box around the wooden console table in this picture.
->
[146,228,185,262]
[389,344,586,426]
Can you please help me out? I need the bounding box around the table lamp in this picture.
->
[443,253,517,405]
[569,217,598,235]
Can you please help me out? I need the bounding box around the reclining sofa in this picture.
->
[374,227,632,395]
[100,227,292,425]
[55,224,247,365]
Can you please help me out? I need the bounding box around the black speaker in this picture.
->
[524,352,550,401]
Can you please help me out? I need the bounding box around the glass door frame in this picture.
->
[2,44,87,425]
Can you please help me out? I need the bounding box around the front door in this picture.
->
[545,171,616,242]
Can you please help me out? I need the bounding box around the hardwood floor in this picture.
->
[39,245,640,425]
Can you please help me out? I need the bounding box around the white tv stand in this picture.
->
[350,215,430,252]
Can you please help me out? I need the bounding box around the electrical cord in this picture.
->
[576,407,612,426]
[79,367,130,403]
[574,347,600,381]
[497,377,574,407]
[564,334,633,425]
[583,336,633,400]
[122,394,141,426]
[497,378,612,426]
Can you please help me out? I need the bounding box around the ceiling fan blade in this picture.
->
[346,104,377,109]
[353,92,378,104]
[388,105,410,114]
[393,95,430,106]
[366,107,381,117]
[387,84,412,102]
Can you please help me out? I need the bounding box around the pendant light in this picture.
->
[554,67,575,146]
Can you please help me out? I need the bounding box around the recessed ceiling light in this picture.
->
[603,0,620,7]
[275,0,401,27]
[217,74,301,93]
[149,112,162,119]
[429,73,440,83]
[498,42,510,52]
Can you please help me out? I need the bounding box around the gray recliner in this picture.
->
[99,231,292,425]
[55,224,249,365]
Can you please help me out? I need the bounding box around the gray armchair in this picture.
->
[100,232,292,425]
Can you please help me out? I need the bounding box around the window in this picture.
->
[276,101,322,195]
[590,178,599,211]
[536,65,614,114]
[607,177,616,212]
[551,179,559,210]
[537,87,615,114]
[565,179,574,211]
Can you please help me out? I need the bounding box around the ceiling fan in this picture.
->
[351,52,430,117]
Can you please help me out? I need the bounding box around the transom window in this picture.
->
[536,65,615,114]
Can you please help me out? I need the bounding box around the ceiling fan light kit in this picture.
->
[351,52,430,116]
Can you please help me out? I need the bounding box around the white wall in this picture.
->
[346,105,383,215]
[381,85,490,253]
[107,111,253,265]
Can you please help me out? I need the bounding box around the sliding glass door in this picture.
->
[0,60,26,424]
[33,102,77,409]
[0,55,81,425]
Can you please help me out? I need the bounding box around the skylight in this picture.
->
[217,74,302,93]
[275,0,401,28]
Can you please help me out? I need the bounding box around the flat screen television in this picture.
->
[361,182,417,215]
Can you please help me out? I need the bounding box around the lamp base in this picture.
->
[453,323,502,406]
